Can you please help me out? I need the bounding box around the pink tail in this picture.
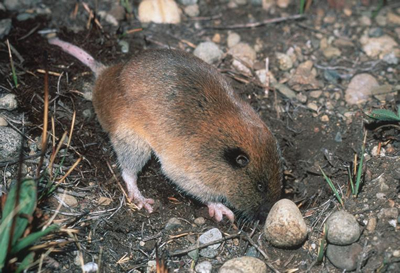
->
[48,37,105,77]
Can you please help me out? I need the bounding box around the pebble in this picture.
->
[388,12,400,25]
[227,32,241,48]
[4,0,41,10]
[273,83,296,99]
[59,194,78,208]
[393,250,400,258]
[194,42,223,64]
[146,260,156,273]
[212,33,221,44]
[320,115,329,122]
[309,90,322,98]
[82,262,98,272]
[199,228,222,258]
[375,14,387,26]
[0,19,12,39]
[98,196,112,206]
[219,257,267,273]
[275,52,293,71]
[0,94,18,111]
[382,52,399,65]
[184,4,199,17]
[0,127,22,161]
[194,217,206,226]
[0,116,8,127]
[228,42,256,67]
[326,210,361,245]
[324,69,340,83]
[360,35,398,58]
[288,60,321,91]
[322,46,341,59]
[326,243,362,271]
[344,73,379,105]
[195,261,212,273]
[307,102,318,112]
[276,0,291,8]
[138,0,181,24]
[233,0,248,5]
[232,59,252,76]
[334,132,342,143]
[371,145,386,157]
[245,246,259,258]
[109,4,126,21]
[178,0,197,5]
[359,15,371,26]
[98,11,119,26]
[377,208,399,220]
[366,216,377,233]
[165,217,183,231]
[264,199,307,247]
[296,92,307,103]
[369,27,383,38]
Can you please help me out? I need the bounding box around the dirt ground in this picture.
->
[1,0,400,272]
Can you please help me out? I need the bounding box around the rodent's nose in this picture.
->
[257,201,275,221]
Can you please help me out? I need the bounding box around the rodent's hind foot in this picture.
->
[207,202,235,222]
[122,171,155,213]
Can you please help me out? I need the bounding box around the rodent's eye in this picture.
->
[223,147,250,169]
[236,154,249,167]
[257,183,265,192]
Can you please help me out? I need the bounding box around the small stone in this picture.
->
[366,216,377,233]
[195,261,212,273]
[0,127,22,161]
[0,19,12,39]
[4,0,41,10]
[375,14,387,26]
[219,257,267,273]
[109,4,126,21]
[323,46,341,59]
[369,27,383,38]
[307,102,318,112]
[194,42,223,64]
[273,83,296,99]
[227,32,241,48]
[359,15,371,26]
[199,228,222,258]
[320,115,329,122]
[345,73,379,105]
[234,0,248,5]
[275,52,293,71]
[98,196,112,206]
[212,33,221,43]
[288,61,322,91]
[0,116,8,127]
[138,0,181,24]
[184,4,199,17]
[382,52,399,65]
[326,243,362,271]
[146,260,156,273]
[309,90,322,98]
[276,0,291,8]
[262,0,274,10]
[61,194,78,207]
[0,94,18,110]
[324,70,340,83]
[393,250,400,258]
[371,146,386,157]
[165,217,183,231]
[83,262,98,273]
[245,246,259,258]
[376,193,386,199]
[388,12,400,25]
[334,132,342,143]
[360,35,398,58]
[377,208,399,220]
[264,199,307,247]
[194,217,206,226]
[326,210,361,245]
[343,8,352,16]
[232,59,252,76]
[296,93,307,103]
[82,109,93,119]
[98,11,119,26]
[228,43,256,67]
[178,0,197,5]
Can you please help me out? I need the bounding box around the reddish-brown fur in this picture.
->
[50,38,283,221]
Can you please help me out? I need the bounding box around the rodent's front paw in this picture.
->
[207,202,235,222]
[130,195,155,213]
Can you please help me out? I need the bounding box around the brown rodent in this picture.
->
[49,37,282,222]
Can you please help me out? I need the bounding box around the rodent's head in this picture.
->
[190,104,283,222]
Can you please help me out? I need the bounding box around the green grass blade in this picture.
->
[11,225,59,254]
[355,133,367,197]
[319,166,343,206]
[368,109,400,122]
[300,0,306,14]
[15,252,35,273]
[347,165,355,195]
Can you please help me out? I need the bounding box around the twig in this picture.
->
[209,14,305,30]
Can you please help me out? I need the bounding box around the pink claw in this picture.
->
[207,202,235,222]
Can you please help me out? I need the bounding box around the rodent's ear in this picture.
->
[223,147,249,168]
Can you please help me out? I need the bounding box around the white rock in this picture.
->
[0,127,22,161]
[228,42,256,67]
[264,199,308,247]
[275,52,293,71]
[83,262,98,272]
[227,31,241,48]
[360,35,398,58]
[195,260,212,273]
[199,228,222,258]
[345,73,379,105]
[138,0,181,24]
[276,0,291,8]
[0,93,18,110]
[194,42,223,64]
[219,257,266,273]
[326,210,361,245]
[184,4,199,17]
[388,12,400,25]
[0,116,8,126]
